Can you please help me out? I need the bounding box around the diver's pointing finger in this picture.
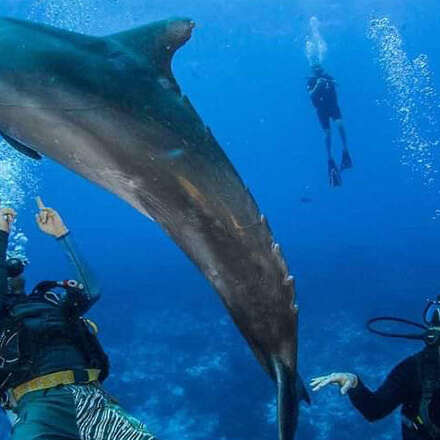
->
[35,196,45,210]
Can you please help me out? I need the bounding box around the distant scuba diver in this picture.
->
[307,64,352,186]
[310,297,440,440]
[0,197,157,440]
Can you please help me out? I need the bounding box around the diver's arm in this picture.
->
[57,232,101,307]
[35,196,100,309]
[308,82,320,97]
[348,358,416,421]
[308,78,325,98]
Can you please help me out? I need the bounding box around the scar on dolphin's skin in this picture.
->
[177,176,207,205]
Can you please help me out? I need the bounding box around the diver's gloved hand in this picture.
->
[310,372,358,395]
[0,207,16,233]
[35,196,69,239]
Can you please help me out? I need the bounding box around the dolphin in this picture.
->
[0,17,308,438]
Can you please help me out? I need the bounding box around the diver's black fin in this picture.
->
[340,149,353,171]
[273,359,300,440]
[328,158,342,187]
[0,132,42,160]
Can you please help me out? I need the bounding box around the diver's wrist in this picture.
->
[350,374,358,389]
[55,229,70,239]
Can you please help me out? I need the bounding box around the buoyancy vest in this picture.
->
[0,280,109,393]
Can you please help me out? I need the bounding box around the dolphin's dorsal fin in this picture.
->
[107,18,194,79]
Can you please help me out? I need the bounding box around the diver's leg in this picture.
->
[318,110,341,186]
[11,388,80,440]
[69,384,158,440]
[324,128,332,159]
[335,118,347,150]
[335,119,352,170]
[323,127,342,187]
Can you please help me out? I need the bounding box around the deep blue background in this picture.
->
[0,0,439,438]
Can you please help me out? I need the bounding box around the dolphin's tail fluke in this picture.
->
[274,359,310,440]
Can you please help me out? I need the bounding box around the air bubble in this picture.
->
[369,17,440,217]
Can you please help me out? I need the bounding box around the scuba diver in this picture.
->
[310,297,440,439]
[0,197,157,440]
[307,64,353,187]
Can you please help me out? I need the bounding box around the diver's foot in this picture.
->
[340,149,353,171]
[328,159,342,187]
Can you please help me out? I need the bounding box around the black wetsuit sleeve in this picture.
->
[57,232,101,314]
[348,357,417,421]
[0,231,8,312]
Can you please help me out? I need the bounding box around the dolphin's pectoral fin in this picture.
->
[0,132,42,160]
[274,359,306,440]
[107,18,194,82]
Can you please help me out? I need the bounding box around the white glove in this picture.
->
[310,372,358,395]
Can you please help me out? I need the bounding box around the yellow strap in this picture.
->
[12,369,100,402]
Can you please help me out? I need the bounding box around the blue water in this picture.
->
[0,0,440,438]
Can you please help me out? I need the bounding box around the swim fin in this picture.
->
[328,158,342,187]
[340,149,353,171]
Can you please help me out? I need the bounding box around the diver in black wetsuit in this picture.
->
[0,197,157,440]
[310,299,440,440]
[307,64,352,187]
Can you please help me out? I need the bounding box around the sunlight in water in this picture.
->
[368,17,440,218]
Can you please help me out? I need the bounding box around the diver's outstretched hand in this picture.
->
[310,372,358,395]
[35,196,69,238]
[0,206,16,233]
